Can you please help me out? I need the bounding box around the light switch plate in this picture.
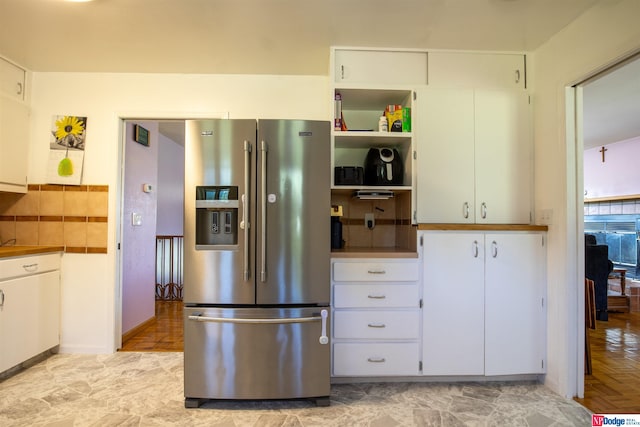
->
[132,212,143,226]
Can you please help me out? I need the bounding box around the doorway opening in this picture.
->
[118,119,186,352]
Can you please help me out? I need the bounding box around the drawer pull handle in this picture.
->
[367,323,386,328]
[367,270,386,275]
[367,294,386,299]
[22,263,38,272]
[0,289,4,307]
[367,357,386,363]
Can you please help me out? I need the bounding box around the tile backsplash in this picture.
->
[331,191,415,250]
[0,184,108,253]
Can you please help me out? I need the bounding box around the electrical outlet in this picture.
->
[539,209,553,225]
[365,213,375,229]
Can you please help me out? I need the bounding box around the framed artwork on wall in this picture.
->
[134,124,149,146]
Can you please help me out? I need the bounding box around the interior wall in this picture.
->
[122,121,159,334]
[28,72,328,353]
[584,136,640,199]
[531,0,640,398]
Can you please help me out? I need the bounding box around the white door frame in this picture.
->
[114,111,228,351]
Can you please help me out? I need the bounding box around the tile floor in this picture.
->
[0,352,592,426]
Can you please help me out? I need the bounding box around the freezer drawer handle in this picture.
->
[367,269,386,275]
[367,294,386,299]
[188,313,323,324]
[319,309,329,344]
[367,357,386,363]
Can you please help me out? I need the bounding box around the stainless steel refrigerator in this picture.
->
[183,119,330,407]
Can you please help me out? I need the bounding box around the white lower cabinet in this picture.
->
[331,258,421,377]
[421,231,546,376]
[0,253,61,373]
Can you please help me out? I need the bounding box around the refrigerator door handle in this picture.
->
[242,140,251,281]
[260,139,268,282]
[187,313,324,324]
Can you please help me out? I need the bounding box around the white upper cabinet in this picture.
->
[415,88,531,224]
[0,57,26,101]
[334,49,427,86]
[428,51,526,90]
[0,57,29,193]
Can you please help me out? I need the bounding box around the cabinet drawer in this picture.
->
[0,253,61,281]
[333,342,420,376]
[334,311,419,339]
[334,49,427,85]
[333,261,419,282]
[333,284,418,308]
[0,57,26,101]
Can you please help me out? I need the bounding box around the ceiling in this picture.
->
[1,0,637,149]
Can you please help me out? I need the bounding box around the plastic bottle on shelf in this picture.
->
[378,116,388,132]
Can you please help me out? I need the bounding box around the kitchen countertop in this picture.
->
[331,247,419,258]
[417,224,548,231]
[0,246,64,258]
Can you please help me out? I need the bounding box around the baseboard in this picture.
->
[122,316,156,345]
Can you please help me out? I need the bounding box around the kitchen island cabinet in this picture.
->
[420,230,546,376]
[0,250,62,374]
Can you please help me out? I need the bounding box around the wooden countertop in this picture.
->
[0,246,64,258]
[417,224,548,231]
[331,247,419,259]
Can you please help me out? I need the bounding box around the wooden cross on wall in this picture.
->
[600,146,608,162]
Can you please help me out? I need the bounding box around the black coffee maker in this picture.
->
[363,148,404,186]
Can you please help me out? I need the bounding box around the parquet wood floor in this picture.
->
[119,300,183,352]
[121,301,639,413]
[575,311,640,414]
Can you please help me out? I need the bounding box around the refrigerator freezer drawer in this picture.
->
[184,307,330,400]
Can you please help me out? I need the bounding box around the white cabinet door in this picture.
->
[475,90,531,224]
[422,232,485,375]
[428,52,526,90]
[415,88,531,224]
[415,88,475,223]
[0,270,60,373]
[0,95,29,193]
[334,49,427,86]
[0,58,26,101]
[484,233,546,375]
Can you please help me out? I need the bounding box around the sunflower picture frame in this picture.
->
[47,115,87,185]
[134,124,149,146]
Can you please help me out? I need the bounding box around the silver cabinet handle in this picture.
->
[472,240,479,258]
[341,65,345,80]
[367,270,386,275]
[16,82,23,95]
[480,202,487,219]
[260,140,267,283]
[515,69,521,84]
[463,202,470,219]
[242,140,251,281]
[367,323,386,328]
[367,357,386,363]
[491,240,498,258]
[22,263,38,272]
[0,289,4,307]
[367,294,386,299]
[188,313,323,324]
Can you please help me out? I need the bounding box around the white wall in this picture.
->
[156,133,184,236]
[584,136,640,199]
[29,73,329,353]
[531,0,640,397]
